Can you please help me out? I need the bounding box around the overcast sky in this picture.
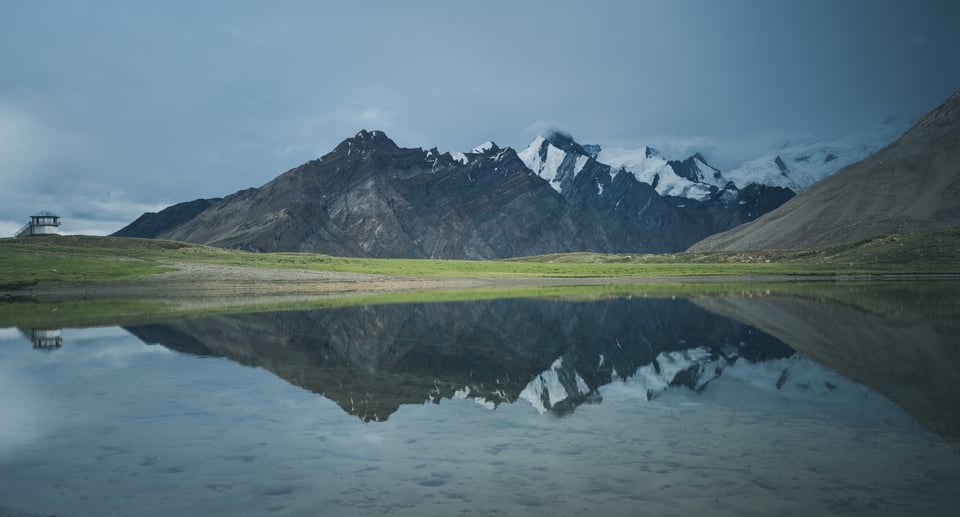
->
[2,0,959,235]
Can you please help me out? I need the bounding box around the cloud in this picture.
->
[602,132,793,171]
[523,120,566,139]
[357,107,393,126]
[0,101,85,191]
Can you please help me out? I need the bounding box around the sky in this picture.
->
[2,0,959,235]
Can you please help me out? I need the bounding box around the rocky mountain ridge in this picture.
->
[116,129,791,257]
[115,112,913,258]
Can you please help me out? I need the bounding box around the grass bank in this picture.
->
[3,278,957,330]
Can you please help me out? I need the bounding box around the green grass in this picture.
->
[0,299,174,328]
[0,246,174,285]
[513,226,960,273]
[1,225,959,288]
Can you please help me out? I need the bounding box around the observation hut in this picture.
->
[20,328,63,350]
[15,210,61,237]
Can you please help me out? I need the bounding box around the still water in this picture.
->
[1,288,959,516]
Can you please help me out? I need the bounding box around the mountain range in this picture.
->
[121,130,706,257]
[114,105,923,257]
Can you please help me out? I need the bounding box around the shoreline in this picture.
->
[4,262,958,303]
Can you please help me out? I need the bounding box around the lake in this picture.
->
[2,282,959,516]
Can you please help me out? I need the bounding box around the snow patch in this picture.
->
[471,141,496,154]
[519,357,590,414]
[517,136,545,166]
[472,398,496,410]
[519,137,593,194]
[573,154,590,175]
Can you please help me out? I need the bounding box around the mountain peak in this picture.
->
[544,130,591,157]
[334,129,399,153]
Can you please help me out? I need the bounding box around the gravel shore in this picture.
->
[3,262,489,304]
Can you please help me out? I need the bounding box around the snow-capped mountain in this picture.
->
[724,116,912,191]
[517,133,592,193]
[598,147,729,201]
[509,131,794,245]
[116,129,793,259]
[517,342,871,415]
[519,132,732,201]
[520,117,910,202]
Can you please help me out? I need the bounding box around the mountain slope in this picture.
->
[690,90,960,251]
[113,198,221,238]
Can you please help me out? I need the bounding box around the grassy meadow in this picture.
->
[2,225,959,287]
[1,228,959,327]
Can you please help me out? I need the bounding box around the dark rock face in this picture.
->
[668,153,722,183]
[774,155,790,176]
[733,184,797,221]
[126,297,793,421]
[113,198,221,238]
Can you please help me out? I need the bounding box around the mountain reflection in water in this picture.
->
[126,298,795,421]
[122,287,960,451]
